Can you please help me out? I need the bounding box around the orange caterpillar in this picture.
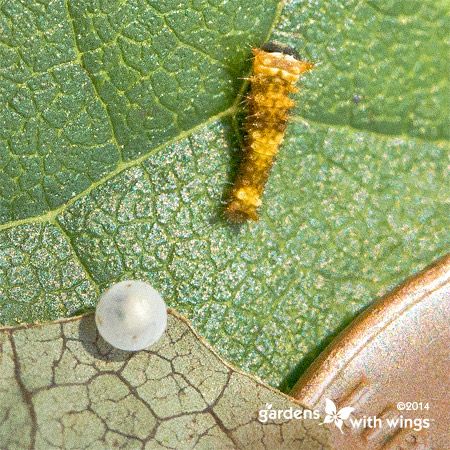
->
[225,42,313,222]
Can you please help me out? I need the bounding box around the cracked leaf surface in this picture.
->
[0,0,278,222]
[0,0,119,222]
[0,0,449,391]
[0,311,330,449]
[0,223,97,323]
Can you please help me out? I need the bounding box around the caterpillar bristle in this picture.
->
[225,44,313,222]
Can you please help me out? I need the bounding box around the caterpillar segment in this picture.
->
[225,43,313,223]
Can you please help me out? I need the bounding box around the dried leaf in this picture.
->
[0,310,330,449]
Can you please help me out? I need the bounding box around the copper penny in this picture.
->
[292,254,450,449]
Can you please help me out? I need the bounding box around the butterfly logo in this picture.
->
[320,398,355,433]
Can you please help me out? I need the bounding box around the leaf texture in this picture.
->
[0,0,448,390]
[0,311,330,449]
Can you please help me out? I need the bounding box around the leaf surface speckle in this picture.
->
[0,0,448,391]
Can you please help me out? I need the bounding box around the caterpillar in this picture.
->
[225,42,314,223]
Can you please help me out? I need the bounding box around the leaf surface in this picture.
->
[0,311,330,449]
[0,0,448,389]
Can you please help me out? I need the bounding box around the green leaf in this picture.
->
[275,0,450,140]
[0,0,448,391]
[0,311,330,449]
[0,0,278,222]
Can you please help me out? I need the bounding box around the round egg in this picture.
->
[95,280,167,351]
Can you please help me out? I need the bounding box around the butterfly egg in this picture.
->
[95,280,167,351]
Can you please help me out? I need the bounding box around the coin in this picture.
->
[292,254,450,449]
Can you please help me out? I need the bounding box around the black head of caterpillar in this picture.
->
[225,42,314,223]
[260,41,301,59]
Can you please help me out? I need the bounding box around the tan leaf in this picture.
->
[0,310,330,449]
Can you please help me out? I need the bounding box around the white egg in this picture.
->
[95,280,167,351]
